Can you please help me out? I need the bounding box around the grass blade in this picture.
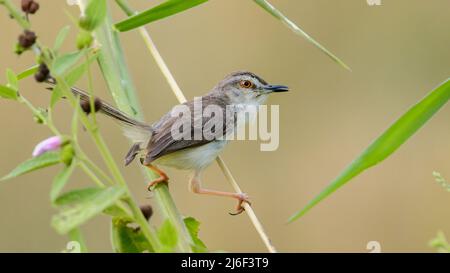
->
[253,0,350,71]
[114,0,208,32]
[289,78,450,222]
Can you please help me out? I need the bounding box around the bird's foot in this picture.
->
[147,176,169,191]
[229,193,251,216]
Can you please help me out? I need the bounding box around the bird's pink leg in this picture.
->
[145,164,169,191]
[189,172,251,215]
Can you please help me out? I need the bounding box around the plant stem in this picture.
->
[75,0,194,252]
[0,0,30,29]
[114,0,277,253]
[1,0,162,252]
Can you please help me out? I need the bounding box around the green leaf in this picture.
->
[157,219,178,252]
[0,84,18,100]
[289,78,450,222]
[55,187,131,219]
[52,50,85,76]
[111,217,154,253]
[114,0,209,32]
[79,0,107,31]
[184,217,207,252]
[50,162,76,203]
[17,65,39,80]
[429,231,450,253]
[50,51,97,107]
[53,26,71,53]
[52,186,126,234]
[2,152,61,181]
[253,0,350,71]
[6,69,18,91]
[103,203,131,219]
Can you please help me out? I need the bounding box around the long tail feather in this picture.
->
[46,78,152,156]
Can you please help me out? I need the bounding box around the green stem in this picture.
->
[79,162,106,188]
[0,0,30,29]
[0,0,162,252]
[93,0,194,252]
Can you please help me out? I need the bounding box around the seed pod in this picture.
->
[28,1,39,14]
[139,205,153,221]
[80,98,102,114]
[34,63,50,82]
[18,30,37,48]
[21,0,33,12]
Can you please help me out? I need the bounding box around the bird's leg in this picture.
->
[144,164,169,191]
[189,171,251,215]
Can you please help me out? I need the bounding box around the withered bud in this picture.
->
[28,1,39,14]
[80,98,102,114]
[34,63,49,82]
[139,205,153,221]
[22,0,39,14]
[18,30,37,48]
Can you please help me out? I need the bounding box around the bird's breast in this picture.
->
[152,140,228,170]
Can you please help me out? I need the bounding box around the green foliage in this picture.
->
[115,0,208,32]
[2,152,61,181]
[157,219,178,252]
[53,26,71,53]
[17,65,39,80]
[50,51,97,107]
[79,0,107,31]
[429,231,450,253]
[111,217,154,253]
[52,186,127,234]
[432,171,450,192]
[0,84,18,100]
[54,187,103,206]
[76,30,93,50]
[6,69,18,91]
[68,228,88,253]
[289,79,450,222]
[184,217,207,252]
[0,69,19,100]
[52,50,85,76]
[253,0,349,70]
[50,162,76,203]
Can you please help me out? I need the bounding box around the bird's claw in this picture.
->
[229,193,251,216]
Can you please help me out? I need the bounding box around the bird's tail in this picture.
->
[46,78,152,165]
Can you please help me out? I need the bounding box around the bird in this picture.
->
[54,71,289,215]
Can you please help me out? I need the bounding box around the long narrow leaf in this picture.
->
[253,0,350,70]
[289,78,450,222]
[2,152,61,180]
[114,0,208,32]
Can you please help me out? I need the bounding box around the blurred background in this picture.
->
[1,0,450,252]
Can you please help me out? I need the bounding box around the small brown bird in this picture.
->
[59,71,288,214]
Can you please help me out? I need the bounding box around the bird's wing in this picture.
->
[144,95,234,164]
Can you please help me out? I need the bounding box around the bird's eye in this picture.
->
[239,80,254,89]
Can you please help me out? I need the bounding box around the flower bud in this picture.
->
[32,136,62,157]
[60,144,75,166]
[76,30,93,50]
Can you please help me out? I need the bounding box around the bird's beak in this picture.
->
[263,84,289,93]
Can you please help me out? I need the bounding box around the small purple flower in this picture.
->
[32,136,62,157]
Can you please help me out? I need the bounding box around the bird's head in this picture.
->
[214,71,289,105]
